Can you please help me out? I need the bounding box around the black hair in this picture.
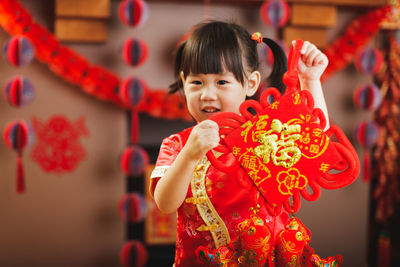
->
[169,21,288,95]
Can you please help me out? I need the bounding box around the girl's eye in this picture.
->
[191,80,202,85]
[217,80,228,85]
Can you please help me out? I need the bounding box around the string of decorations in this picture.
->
[2,34,35,194]
[321,5,392,82]
[0,0,191,121]
[353,47,384,182]
[117,1,150,267]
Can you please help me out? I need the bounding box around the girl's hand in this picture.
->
[184,120,220,160]
[294,40,328,82]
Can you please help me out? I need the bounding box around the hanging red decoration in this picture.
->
[118,0,149,28]
[119,77,148,108]
[322,5,392,81]
[354,120,379,182]
[120,145,149,176]
[2,35,34,67]
[118,193,148,223]
[121,38,148,67]
[260,0,290,28]
[29,115,89,174]
[355,47,383,74]
[0,0,190,121]
[3,75,35,107]
[120,240,148,267]
[206,40,359,215]
[3,119,34,193]
[197,212,343,266]
[353,83,382,111]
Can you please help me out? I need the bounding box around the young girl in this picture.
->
[150,21,329,267]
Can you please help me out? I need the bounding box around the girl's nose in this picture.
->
[200,86,217,101]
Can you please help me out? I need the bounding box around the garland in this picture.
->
[0,0,392,121]
[0,0,191,121]
[322,5,392,81]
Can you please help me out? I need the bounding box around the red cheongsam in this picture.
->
[150,127,289,267]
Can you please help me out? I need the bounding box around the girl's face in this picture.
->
[181,68,260,122]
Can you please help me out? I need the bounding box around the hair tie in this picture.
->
[251,32,263,43]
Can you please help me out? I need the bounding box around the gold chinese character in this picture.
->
[232,146,241,156]
[254,119,302,168]
[310,144,320,154]
[241,120,254,143]
[312,128,323,137]
[319,162,330,173]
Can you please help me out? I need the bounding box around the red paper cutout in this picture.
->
[30,115,89,173]
[206,40,360,215]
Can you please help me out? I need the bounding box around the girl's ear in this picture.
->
[180,71,185,84]
[246,70,261,97]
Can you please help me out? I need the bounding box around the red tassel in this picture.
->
[130,109,138,144]
[362,151,371,182]
[16,154,25,193]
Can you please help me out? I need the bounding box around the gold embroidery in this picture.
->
[191,157,231,248]
[254,119,302,168]
[185,196,207,205]
[197,224,219,232]
[292,92,301,105]
[276,168,308,196]
[288,114,329,159]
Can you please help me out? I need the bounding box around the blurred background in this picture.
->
[0,0,398,266]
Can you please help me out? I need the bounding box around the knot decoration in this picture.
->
[205,40,360,215]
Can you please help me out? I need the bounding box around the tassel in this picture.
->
[362,150,371,182]
[16,154,25,193]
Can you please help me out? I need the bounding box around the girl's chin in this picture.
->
[202,111,221,119]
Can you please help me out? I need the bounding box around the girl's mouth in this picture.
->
[202,107,220,113]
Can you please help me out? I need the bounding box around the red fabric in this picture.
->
[151,127,289,267]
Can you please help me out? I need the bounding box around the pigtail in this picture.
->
[262,37,287,94]
[168,41,186,94]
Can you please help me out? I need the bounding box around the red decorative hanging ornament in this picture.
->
[2,35,34,67]
[119,76,149,143]
[260,0,290,28]
[3,119,34,193]
[120,145,149,176]
[118,0,149,28]
[118,192,148,223]
[353,83,382,111]
[121,38,148,67]
[354,47,383,74]
[197,209,343,266]
[206,39,360,215]
[29,115,89,174]
[354,120,379,182]
[3,75,35,107]
[120,240,148,267]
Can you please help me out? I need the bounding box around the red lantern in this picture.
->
[120,240,148,267]
[2,35,34,67]
[3,119,34,193]
[118,0,149,28]
[121,38,148,67]
[120,145,149,176]
[355,47,383,74]
[118,193,148,223]
[3,75,35,107]
[260,0,290,28]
